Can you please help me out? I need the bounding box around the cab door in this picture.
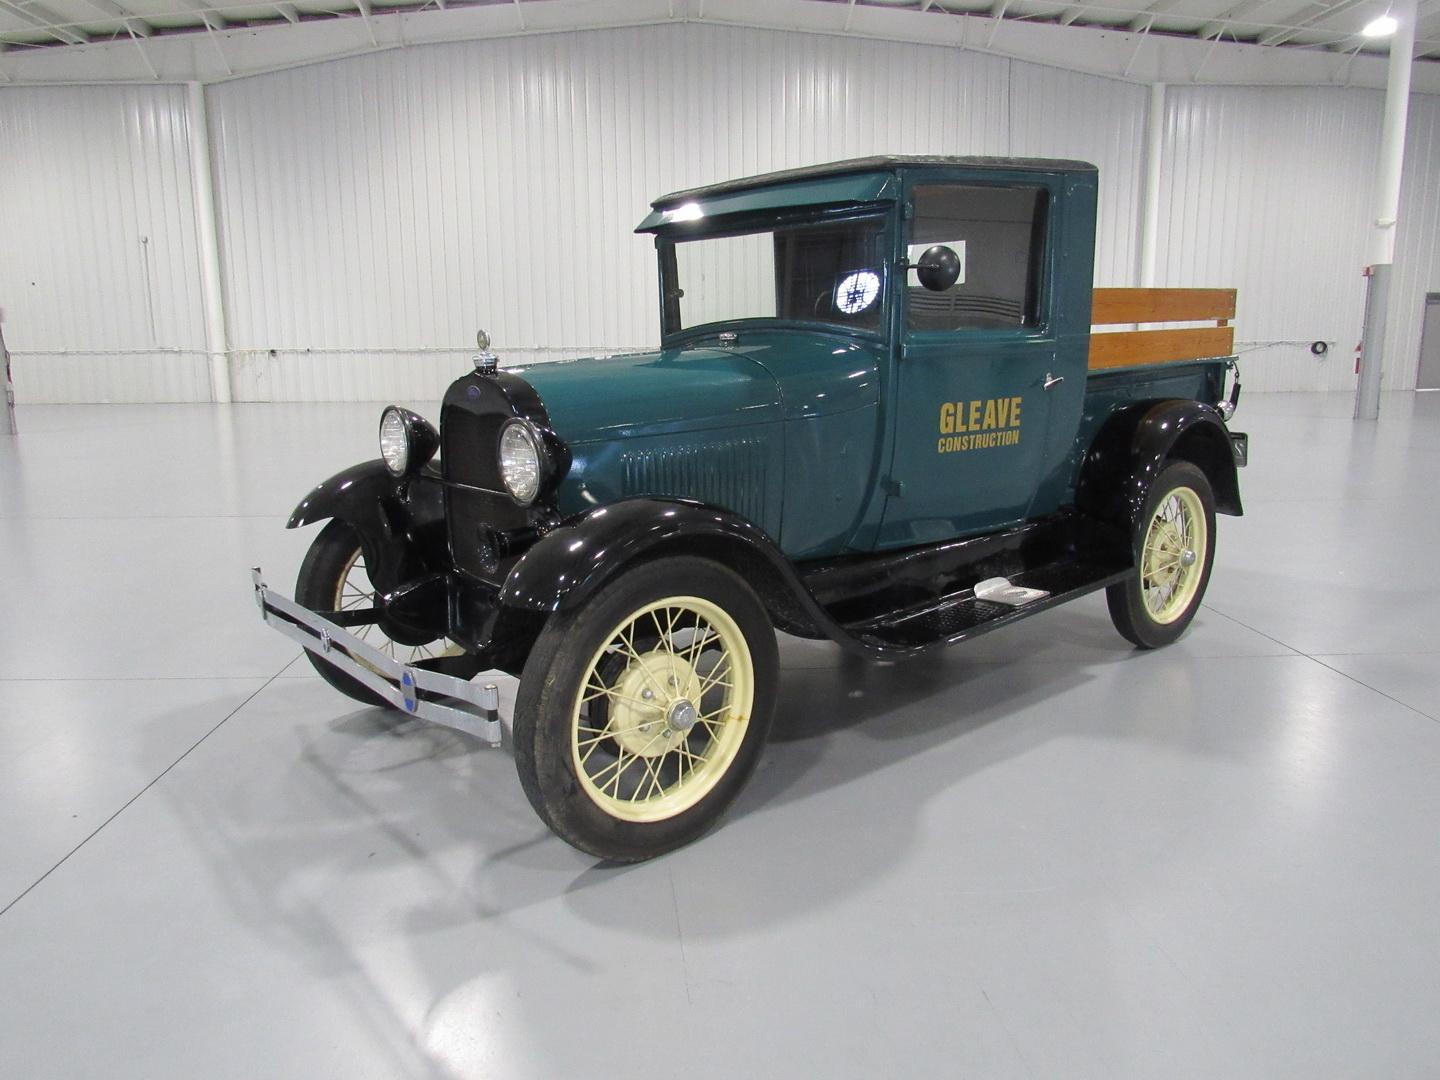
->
[877,178,1062,549]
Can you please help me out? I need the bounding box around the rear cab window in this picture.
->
[906,184,1049,333]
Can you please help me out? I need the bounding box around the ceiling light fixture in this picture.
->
[1362,14,1399,37]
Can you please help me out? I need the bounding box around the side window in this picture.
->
[906,184,1048,333]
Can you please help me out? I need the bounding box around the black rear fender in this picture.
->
[499,498,823,638]
[287,460,447,592]
[1077,399,1243,529]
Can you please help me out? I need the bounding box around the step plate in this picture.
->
[973,576,1050,606]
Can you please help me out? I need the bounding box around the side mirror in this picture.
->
[915,245,961,292]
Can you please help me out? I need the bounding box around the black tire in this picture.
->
[294,519,392,707]
[1107,460,1217,649]
[513,556,779,862]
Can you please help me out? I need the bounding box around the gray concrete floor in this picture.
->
[1,391,1438,1079]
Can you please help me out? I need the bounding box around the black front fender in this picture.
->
[287,460,446,592]
[499,497,824,636]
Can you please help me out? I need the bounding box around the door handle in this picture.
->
[1043,372,1065,390]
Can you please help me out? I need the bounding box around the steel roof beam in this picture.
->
[1257,0,1367,46]
[175,0,227,31]
[1126,0,1187,34]
[356,0,379,45]
[0,0,90,44]
[1,0,1438,89]
[1196,0,1275,41]
[81,0,153,37]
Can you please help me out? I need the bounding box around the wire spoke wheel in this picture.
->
[296,518,461,708]
[1107,461,1217,650]
[513,556,778,861]
[571,597,754,823]
[332,548,455,668]
[1139,486,1207,625]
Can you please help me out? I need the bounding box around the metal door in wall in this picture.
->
[1420,294,1440,391]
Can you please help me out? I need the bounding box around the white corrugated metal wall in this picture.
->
[1156,85,1440,393]
[1,22,1436,403]
[202,24,1148,402]
[1156,86,1382,393]
[0,85,209,403]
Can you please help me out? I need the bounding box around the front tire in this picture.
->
[1106,460,1216,649]
[295,519,450,706]
[513,556,779,862]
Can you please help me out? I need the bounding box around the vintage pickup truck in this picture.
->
[252,156,1247,861]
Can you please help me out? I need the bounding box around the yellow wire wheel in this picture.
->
[1107,460,1216,649]
[571,596,755,822]
[1139,485,1207,625]
[513,556,778,861]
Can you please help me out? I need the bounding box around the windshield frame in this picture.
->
[655,203,898,348]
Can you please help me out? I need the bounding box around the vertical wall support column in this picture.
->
[1355,0,1416,420]
[1138,82,1165,289]
[186,80,232,405]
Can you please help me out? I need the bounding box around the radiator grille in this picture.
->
[440,399,527,577]
[441,404,503,491]
[620,438,768,523]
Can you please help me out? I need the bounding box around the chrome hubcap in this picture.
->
[666,699,698,734]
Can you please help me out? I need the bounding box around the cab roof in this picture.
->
[636,155,1096,233]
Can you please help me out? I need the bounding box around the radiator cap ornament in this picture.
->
[473,329,498,376]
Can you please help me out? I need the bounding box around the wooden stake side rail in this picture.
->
[1091,288,1236,325]
[1089,327,1236,370]
[1088,287,1237,371]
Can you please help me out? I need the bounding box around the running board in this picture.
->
[839,560,1130,653]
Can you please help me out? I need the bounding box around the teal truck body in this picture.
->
[254,156,1248,859]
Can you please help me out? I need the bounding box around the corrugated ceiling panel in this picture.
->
[1156,86,1382,394]
[0,84,208,403]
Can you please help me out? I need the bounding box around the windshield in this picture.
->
[663,215,890,335]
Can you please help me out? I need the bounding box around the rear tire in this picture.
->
[513,556,778,861]
[1106,460,1216,649]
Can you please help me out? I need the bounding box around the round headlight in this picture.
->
[499,420,543,504]
[379,407,409,476]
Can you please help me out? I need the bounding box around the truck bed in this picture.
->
[1082,286,1236,410]
[1085,355,1229,411]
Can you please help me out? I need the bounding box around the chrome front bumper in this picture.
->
[251,567,503,746]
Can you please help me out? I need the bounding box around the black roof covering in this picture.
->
[650,155,1098,209]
